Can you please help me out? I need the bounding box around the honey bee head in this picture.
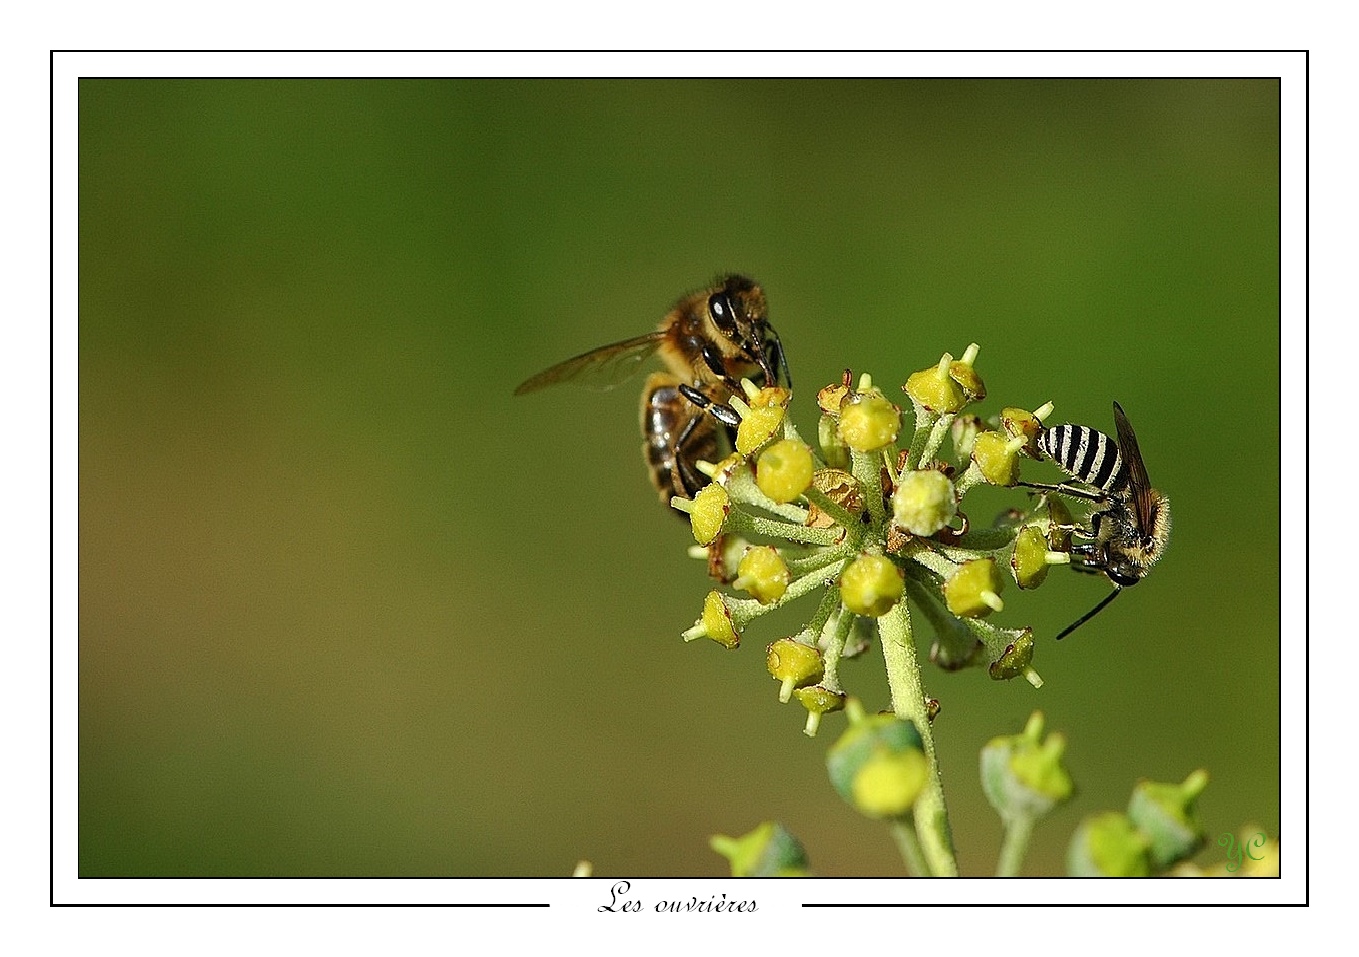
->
[706,274,788,388]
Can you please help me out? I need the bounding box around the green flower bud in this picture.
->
[971,430,1027,487]
[688,483,729,547]
[1045,495,1075,551]
[987,629,1037,684]
[826,712,928,819]
[755,438,814,504]
[944,558,1005,618]
[839,553,905,617]
[1127,770,1209,870]
[710,821,810,877]
[818,413,850,470]
[681,590,740,649]
[766,637,824,702]
[1067,811,1153,877]
[891,468,958,537]
[794,684,847,736]
[981,711,1075,822]
[904,354,966,414]
[735,545,790,604]
[838,393,901,452]
[951,414,983,463]
[1010,525,1054,589]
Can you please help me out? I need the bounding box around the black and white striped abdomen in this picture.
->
[1038,424,1127,493]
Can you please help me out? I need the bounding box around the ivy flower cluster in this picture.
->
[672,344,1075,738]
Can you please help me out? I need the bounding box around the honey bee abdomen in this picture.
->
[641,374,720,506]
[1038,424,1126,493]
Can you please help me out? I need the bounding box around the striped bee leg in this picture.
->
[1016,480,1106,503]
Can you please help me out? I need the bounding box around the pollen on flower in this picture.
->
[891,468,958,536]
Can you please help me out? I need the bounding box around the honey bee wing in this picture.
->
[513,332,668,395]
[1112,401,1157,531]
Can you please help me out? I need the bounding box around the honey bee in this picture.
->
[1033,402,1172,639]
[514,274,790,506]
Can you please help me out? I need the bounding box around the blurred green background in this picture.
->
[79,79,1279,877]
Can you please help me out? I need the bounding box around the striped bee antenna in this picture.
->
[1054,587,1122,640]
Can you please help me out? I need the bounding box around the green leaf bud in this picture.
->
[1127,770,1209,870]
[981,711,1075,822]
[710,821,810,877]
[755,438,814,504]
[1010,525,1053,589]
[735,545,790,604]
[1067,811,1153,877]
[826,712,928,819]
[891,468,958,537]
[838,393,901,452]
[794,684,847,736]
[904,353,966,414]
[944,557,1005,618]
[688,483,729,547]
[766,637,824,701]
[681,590,740,649]
[839,553,905,617]
[971,430,1027,487]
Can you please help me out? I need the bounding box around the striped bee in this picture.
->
[1034,402,1172,640]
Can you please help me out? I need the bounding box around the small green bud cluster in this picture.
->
[826,703,929,820]
[1066,770,1210,876]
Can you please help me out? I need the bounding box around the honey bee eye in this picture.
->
[708,293,738,335]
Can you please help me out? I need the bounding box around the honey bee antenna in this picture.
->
[1054,587,1122,641]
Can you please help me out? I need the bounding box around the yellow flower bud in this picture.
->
[838,394,901,452]
[971,430,1027,487]
[689,483,729,547]
[736,403,786,455]
[944,558,1005,618]
[735,545,790,604]
[755,438,814,504]
[839,553,905,617]
[904,354,965,414]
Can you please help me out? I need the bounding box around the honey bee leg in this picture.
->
[699,341,730,382]
[678,383,741,429]
[767,333,792,388]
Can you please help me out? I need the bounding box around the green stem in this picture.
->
[996,813,1035,877]
[890,815,931,877]
[878,598,958,876]
[848,447,887,529]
